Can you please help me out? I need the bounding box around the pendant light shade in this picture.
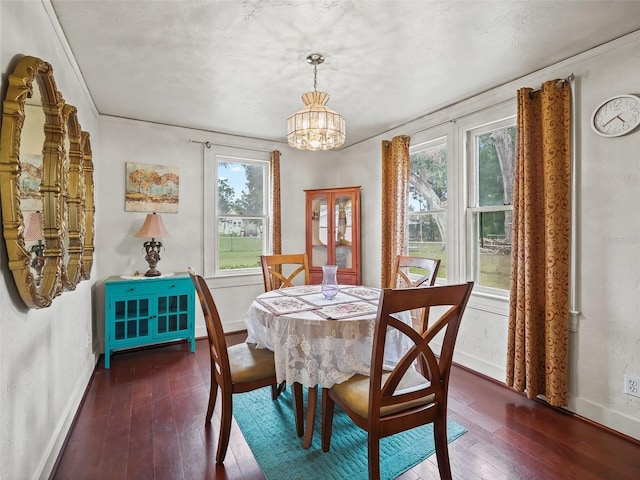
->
[287,54,346,151]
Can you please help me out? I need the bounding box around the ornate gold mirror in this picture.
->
[61,103,85,290]
[0,56,65,308]
[81,132,94,279]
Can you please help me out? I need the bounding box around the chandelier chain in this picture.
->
[313,64,318,92]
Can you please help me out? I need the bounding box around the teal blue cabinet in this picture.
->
[104,273,196,368]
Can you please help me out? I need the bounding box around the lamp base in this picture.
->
[144,267,162,277]
[142,238,163,278]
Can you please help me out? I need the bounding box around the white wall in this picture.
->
[338,32,640,441]
[0,2,100,479]
[2,2,639,479]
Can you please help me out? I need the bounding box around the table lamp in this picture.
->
[24,211,45,281]
[134,212,170,277]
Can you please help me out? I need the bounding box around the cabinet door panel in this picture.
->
[156,293,190,335]
[335,194,354,268]
[309,194,330,267]
[113,297,150,341]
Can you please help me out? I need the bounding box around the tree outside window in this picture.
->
[408,139,447,279]
[468,120,515,291]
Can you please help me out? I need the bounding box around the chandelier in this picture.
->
[287,53,346,151]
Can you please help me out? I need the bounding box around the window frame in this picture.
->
[204,144,271,279]
[408,132,451,284]
[404,101,516,310]
[463,111,516,297]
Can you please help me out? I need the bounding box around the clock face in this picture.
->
[591,94,640,137]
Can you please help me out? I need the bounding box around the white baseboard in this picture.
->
[450,347,507,383]
[452,348,640,442]
[36,353,99,480]
[224,318,248,333]
[571,396,640,441]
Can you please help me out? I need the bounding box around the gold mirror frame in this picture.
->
[81,132,94,279]
[0,56,64,308]
[61,104,85,290]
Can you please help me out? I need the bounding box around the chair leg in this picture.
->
[206,370,218,424]
[302,386,318,449]
[321,389,335,452]
[271,381,286,400]
[216,390,233,464]
[368,435,381,480]
[434,416,452,480]
[292,382,304,437]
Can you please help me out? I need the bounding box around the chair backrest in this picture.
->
[390,255,441,288]
[188,267,231,384]
[260,253,310,291]
[369,282,474,419]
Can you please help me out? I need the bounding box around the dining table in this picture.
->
[245,284,412,448]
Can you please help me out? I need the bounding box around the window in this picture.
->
[205,145,270,276]
[408,137,448,280]
[403,102,516,301]
[467,118,515,292]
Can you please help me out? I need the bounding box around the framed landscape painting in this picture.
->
[125,162,179,213]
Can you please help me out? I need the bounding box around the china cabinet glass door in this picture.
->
[310,194,329,268]
[334,195,353,269]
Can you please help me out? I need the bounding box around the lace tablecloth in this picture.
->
[245,285,412,389]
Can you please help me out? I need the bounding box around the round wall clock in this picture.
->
[591,94,640,137]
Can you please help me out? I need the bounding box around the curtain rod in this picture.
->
[188,139,276,154]
[527,73,575,95]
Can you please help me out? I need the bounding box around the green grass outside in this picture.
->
[218,236,262,269]
[478,252,511,290]
[408,242,448,278]
[409,242,511,290]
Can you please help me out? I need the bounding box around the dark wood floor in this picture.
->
[52,335,640,480]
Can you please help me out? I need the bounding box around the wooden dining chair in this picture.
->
[321,282,474,480]
[260,253,310,291]
[188,267,283,463]
[260,254,309,436]
[390,255,441,289]
[390,255,441,332]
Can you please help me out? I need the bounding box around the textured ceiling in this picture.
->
[50,0,640,148]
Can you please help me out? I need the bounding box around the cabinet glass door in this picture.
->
[113,298,150,341]
[156,293,190,335]
[334,195,353,268]
[310,194,329,267]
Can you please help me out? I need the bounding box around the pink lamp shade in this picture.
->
[24,211,45,241]
[134,213,170,239]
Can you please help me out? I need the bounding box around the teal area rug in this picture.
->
[233,386,467,480]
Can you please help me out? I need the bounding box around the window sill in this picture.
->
[204,272,264,289]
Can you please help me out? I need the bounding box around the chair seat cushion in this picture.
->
[228,342,276,383]
[332,368,434,418]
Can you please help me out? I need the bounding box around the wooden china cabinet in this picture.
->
[305,186,361,285]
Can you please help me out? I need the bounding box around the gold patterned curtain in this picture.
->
[381,135,410,287]
[270,150,281,255]
[506,80,571,407]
